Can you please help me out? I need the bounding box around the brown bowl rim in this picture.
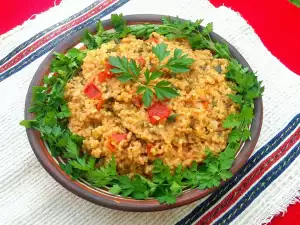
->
[24,14,263,212]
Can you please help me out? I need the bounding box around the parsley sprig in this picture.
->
[290,0,300,7]
[109,56,141,82]
[20,48,86,160]
[21,14,264,205]
[108,42,193,107]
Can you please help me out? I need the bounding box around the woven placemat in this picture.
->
[0,0,299,224]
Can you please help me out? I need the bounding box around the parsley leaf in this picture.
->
[154,81,180,100]
[223,114,241,128]
[152,43,170,62]
[111,14,127,32]
[111,14,130,37]
[85,156,117,187]
[290,0,300,7]
[165,49,195,73]
[109,56,141,82]
[157,193,177,204]
[158,17,202,40]
[81,31,98,49]
[129,24,159,39]
[69,156,95,171]
[96,21,105,36]
[228,94,243,104]
[202,23,213,36]
[19,120,36,128]
[64,139,79,159]
[142,88,153,107]
[148,71,163,84]
[137,85,154,107]
[109,184,122,194]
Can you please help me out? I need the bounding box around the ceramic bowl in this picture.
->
[24,14,263,212]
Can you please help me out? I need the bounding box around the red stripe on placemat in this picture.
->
[195,127,300,225]
[0,0,116,74]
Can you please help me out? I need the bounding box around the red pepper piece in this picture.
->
[83,82,101,99]
[147,103,171,125]
[111,133,128,143]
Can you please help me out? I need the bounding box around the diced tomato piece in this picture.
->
[83,81,103,110]
[136,56,146,67]
[106,71,113,79]
[107,134,127,152]
[111,133,128,143]
[98,70,114,83]
[152,38,159,43]
[147,103,171,125]
[107,138,116,152]
[105,61,114,79]
[147,37,159,44]
[132,95,143,108]
[98,71,107,83]
[202,101,209,109]
[98,62,115,82]
[146,143,154,155]
[97,71,107,82]
[83,82,101,99]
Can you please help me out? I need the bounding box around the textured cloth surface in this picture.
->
[210,0,300,76]
[0,0,299,225]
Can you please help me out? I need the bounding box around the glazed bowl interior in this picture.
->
[25,14,263,212]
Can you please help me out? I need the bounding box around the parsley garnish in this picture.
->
[21,14,264,205]
[165,49,195,73]
[81,31,99,49]
[109,56,141,82]
[290,0,300,7]
[111,13,130,35]
[152,42,170,62]
[152,43,195,73]
[109,42,192,107]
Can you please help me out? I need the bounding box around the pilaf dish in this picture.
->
[65,33,237,177]
[22,14,263,204]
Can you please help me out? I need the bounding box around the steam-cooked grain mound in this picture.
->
[64,33,237,176]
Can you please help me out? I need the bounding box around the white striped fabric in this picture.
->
[0,0,299,224]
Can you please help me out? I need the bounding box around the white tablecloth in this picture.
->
[0,0,299,224]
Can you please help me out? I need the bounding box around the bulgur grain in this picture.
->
[64,33,238,176]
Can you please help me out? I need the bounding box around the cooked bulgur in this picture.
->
[64,33,237,176]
